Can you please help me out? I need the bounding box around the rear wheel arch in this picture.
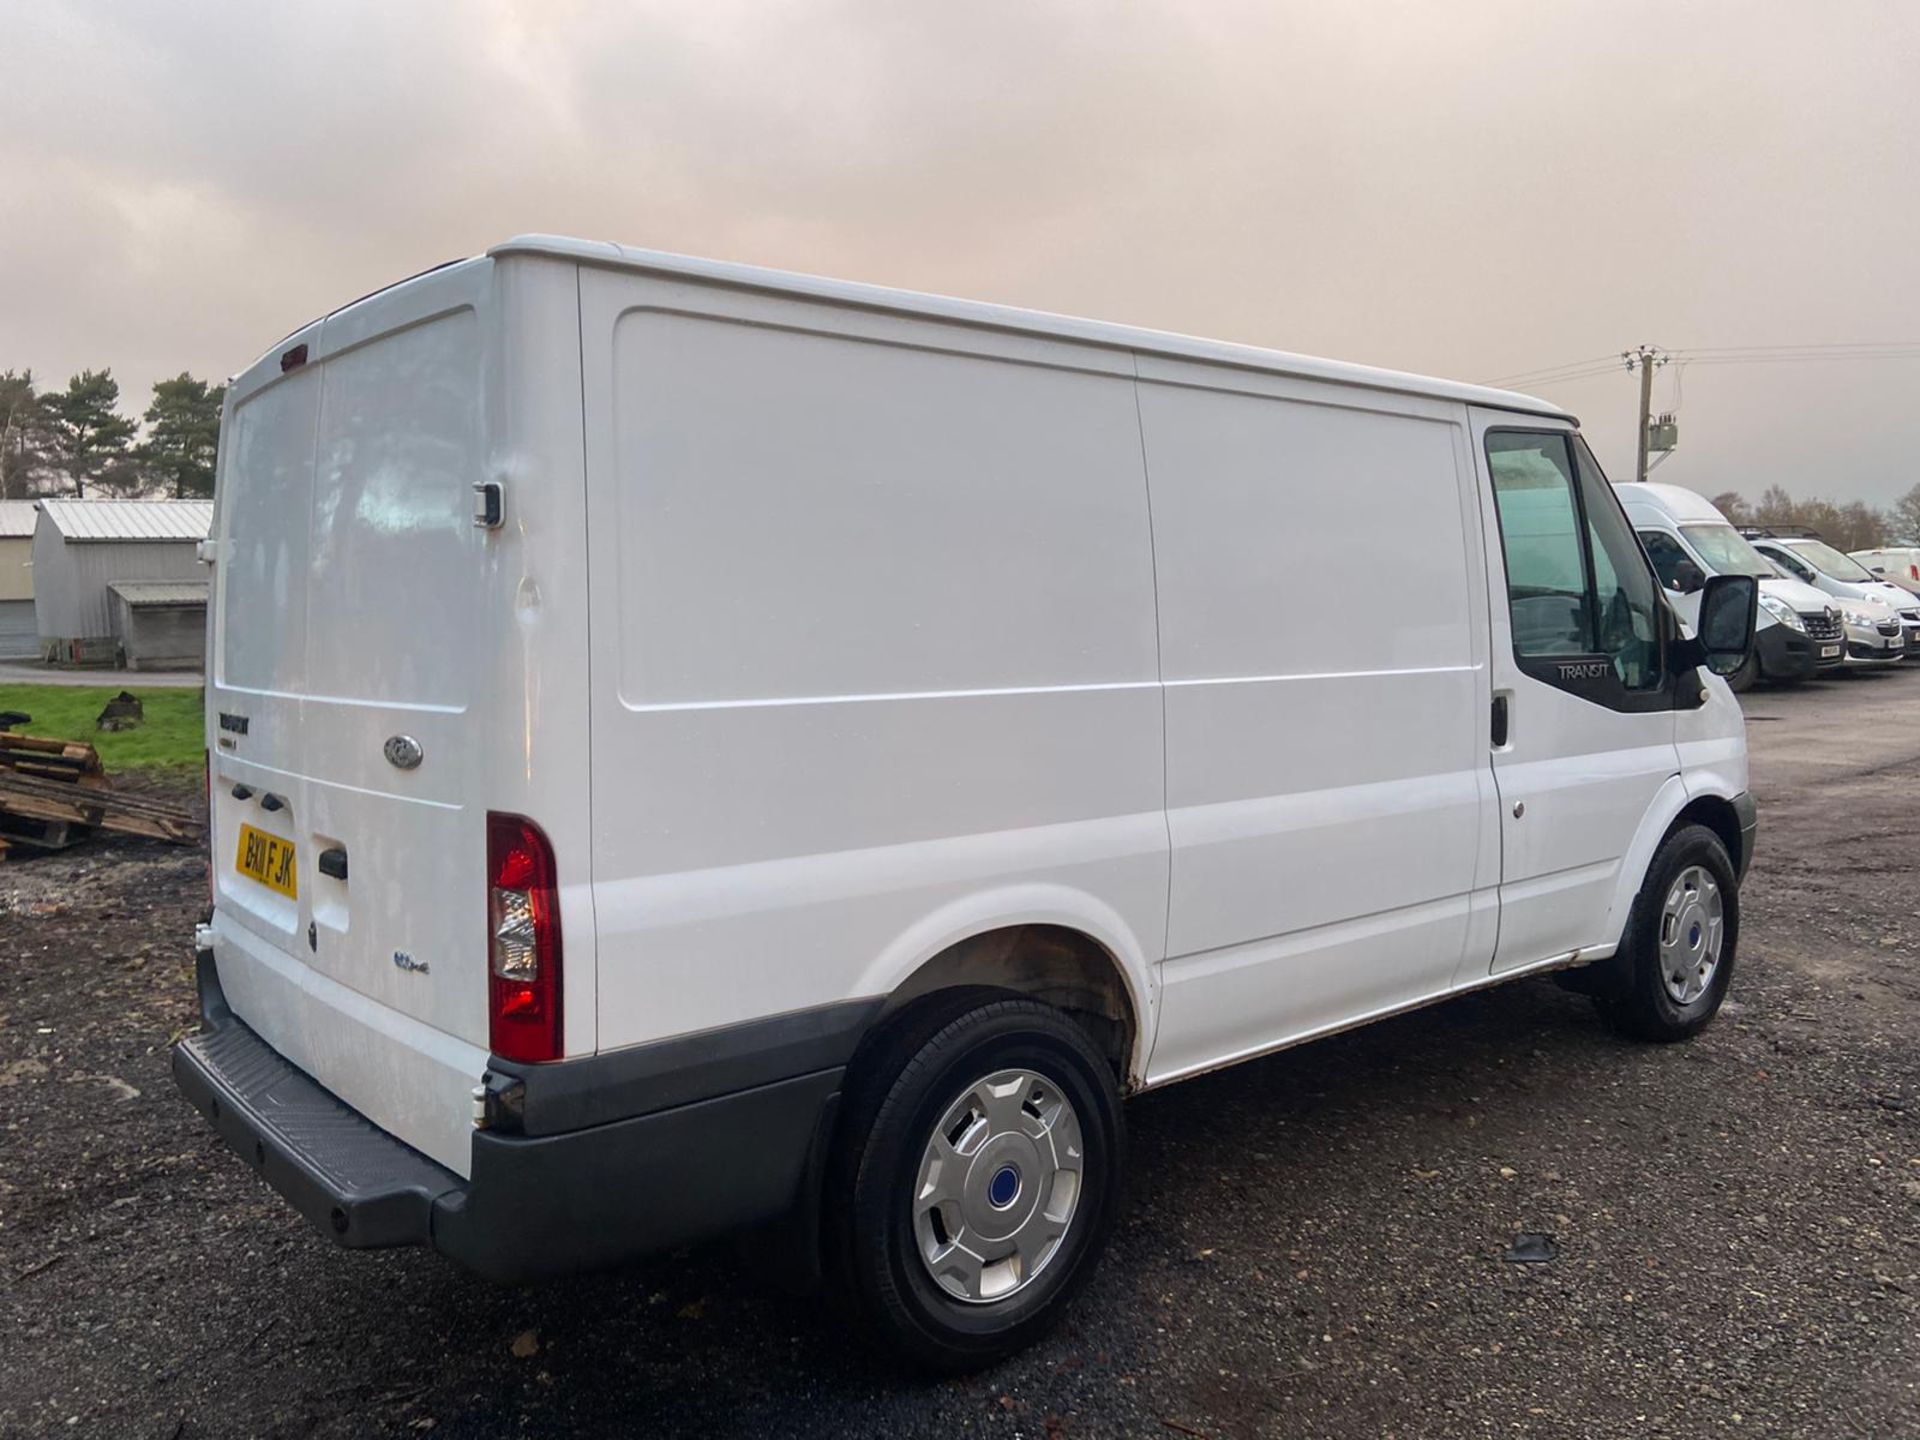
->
[865,924,1143,1090]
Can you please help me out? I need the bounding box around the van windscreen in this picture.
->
[1680,524,1774,579]
[1786,539,1874,583]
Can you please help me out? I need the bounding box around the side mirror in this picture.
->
[1670,559,1706,595]
[1673,574,1758,678]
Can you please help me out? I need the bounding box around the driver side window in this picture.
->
[1486,431,1663,693]
[1638,530,1692,591]
[1761,546,1811,583]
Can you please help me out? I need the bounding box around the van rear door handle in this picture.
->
[1490,693,1510,748]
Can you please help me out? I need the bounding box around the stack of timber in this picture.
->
[0,733,201,856]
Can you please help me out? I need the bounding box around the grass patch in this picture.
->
[0,685,204,772]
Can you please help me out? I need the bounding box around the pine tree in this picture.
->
[141,373,225,498]
[41,369,137,498]
[0,370,57,499]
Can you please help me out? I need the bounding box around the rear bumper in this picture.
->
[174,952,859,1283]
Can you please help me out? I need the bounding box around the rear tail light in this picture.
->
[487,812,562,1063]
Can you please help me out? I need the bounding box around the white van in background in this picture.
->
[1614,482,1842,689]
[1851,546,1920,596]
[1746,532,1920,661]
[174,238,1759,1370]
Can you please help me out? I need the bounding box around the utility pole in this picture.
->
[1623,345,1667,482]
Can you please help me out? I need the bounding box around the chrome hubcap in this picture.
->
[912,1068,1084,1304]
[1659,865,1724,1006]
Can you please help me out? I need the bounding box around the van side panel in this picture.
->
[1138,369,1494,1081]
[579,272,1168,1054]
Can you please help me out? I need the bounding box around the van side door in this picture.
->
[1469,411,1680,973]
[1142,376,1499,1082]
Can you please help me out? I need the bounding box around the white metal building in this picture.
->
[32,499,214,667]
[0,501,37,660]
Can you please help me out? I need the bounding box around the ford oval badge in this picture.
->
[384,735,424,770]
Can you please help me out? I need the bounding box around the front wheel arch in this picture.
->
[1594,822,1740,1042]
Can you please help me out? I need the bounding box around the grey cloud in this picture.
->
[3,0,1916,503]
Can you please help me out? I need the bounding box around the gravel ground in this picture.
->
[3,670,1916,1439]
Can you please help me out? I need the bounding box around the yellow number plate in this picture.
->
[235,823,298,899]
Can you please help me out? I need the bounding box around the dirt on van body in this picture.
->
[3,672,1917,1439]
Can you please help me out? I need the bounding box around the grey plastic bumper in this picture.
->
[174,1012,461,1249]
[174,952,850,1282]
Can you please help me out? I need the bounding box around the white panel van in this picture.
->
[1851,546,1920,595]
[175,238,1759,1370]
[1614,481,1843,688]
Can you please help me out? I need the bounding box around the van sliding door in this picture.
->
[1142,375,1498,1083]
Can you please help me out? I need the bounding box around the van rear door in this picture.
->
[207,262,495,1174]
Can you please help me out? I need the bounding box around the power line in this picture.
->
[1486,341,1920,389]
[1670,340,1920,356]
[1481,354,1623,387]
[1677,349,1920,367]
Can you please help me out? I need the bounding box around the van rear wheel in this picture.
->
[825,995,1123,1372]
[1595,823,1739,1042]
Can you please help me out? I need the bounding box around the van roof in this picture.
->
[469,236,1566,422]
[1611,480,1732,526]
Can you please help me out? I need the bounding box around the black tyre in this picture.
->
[1595,823,1739,1042]
[825,994,1124,1373]
[1726,649,1759,693]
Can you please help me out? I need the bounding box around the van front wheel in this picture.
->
[1595,823,1739,1042]
[825,996,1123,1372]
[1727,649,1759,692]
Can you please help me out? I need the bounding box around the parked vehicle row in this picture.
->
[1746,529,1920,669]
[1615,483,1920,690]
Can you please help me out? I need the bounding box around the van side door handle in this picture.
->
[1490,693,1510,748]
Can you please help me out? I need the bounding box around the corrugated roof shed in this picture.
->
[37,499,214,543]
[0,500,38,538]
[108,580,211,607]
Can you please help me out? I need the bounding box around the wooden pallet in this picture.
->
[0,732,200,851]
[0,732,107,786]
[0,769,199,845]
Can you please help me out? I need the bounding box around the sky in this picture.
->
[4,0,1917,506]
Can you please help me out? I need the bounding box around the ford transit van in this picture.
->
[1614,481,1841,688]
[174,238,1759,1370]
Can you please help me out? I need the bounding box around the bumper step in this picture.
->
[174,1011,462,1249]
